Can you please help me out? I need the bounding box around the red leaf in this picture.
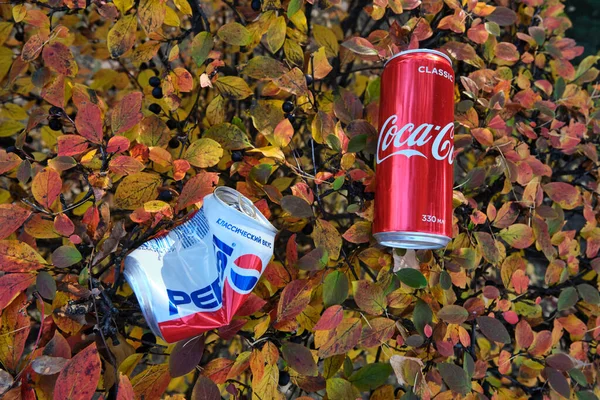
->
[502,311,519,325]
[515,319,534,350]
[276,279,313,323]
[471,128,494,146]
[318,318,362,358]
[53,343,101,400]
[543,182,582,210]
[201,358,234,384]
[57,135,89,157]
[75,103,104,144]
[511,269,529,294]
[528,330,553,356]
[286,234,298,267]
[109,156,145,175]
[169,335,205,378]
[0,240,46,272]
[0,293,30,371]
[130,364,171,400]
[42,74,66,108]
[314,305,344,331]
[111,92,143,135]
[32,168,62,209]
[191,375,221,400]
[42,42,78,77]
[235,294,267,317]
[0,149,22,174]
[0,204,31,240]
[116,373,135,400]
[107,136,131,153]
[175,171,219,212]
[54,214,75,237]
[172,159,190,181]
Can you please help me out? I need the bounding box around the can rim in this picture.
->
[213,186,278,234]
[384,49,453,68]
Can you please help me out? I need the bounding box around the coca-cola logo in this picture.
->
[376,115,454,165]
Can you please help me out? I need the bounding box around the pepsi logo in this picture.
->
[228,254,262,294]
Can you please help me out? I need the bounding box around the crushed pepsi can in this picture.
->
[124,186,277,343]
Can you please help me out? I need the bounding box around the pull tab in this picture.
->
[214,186,257,220]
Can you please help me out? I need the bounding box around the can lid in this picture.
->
[213,186,278,233]
[384,49,453,68]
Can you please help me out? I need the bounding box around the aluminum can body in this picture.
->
[373,49,455,249]
[124,187,277,343]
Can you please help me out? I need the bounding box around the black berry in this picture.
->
[290,336,303,344]
[166,119,177,130]
[26,135,33,144]
[251,0,261,11]
[15,31,24,42]
[364,191,375,201]
[158,190,173,202]
[231,151,243,162]
[305,74,314,85]
[152,86,163,99]
[282,101,294,113]
[285,113,295,124]
[168,138,180,148]
[6,146,16,153]
[302,223,313,235]
[48,119,62,131]
[148,103,161,114]
[140,62,148,71]
[49,106,62,116]
[149,76,161,87]
[141,332,156,344]
[278,371,290,386]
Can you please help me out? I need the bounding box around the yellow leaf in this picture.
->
[313,219,342,260]
[206,95,225,126]
[252,364,282,400]
[310,46,333,80]
[107,14,137,58]
[12,5,27,23]
[173,0,192,14]
[313,25,339,57]
[184,138,223,168]
[139,0,166,32]
[204,123,252,150]
[247,146,285,161]
[283,39,304,67]
[164,6,181,27]
[0,47,13,84]
[113,0,134,14]
[214,76,253,100]
[0,23,14,47]
[52,291,83,334]
[217,22,252,46]
[265,16,286,53]
[143,200,171,213]
[114,172,162,210]
[119,353,144,376]
[0,119,24,137]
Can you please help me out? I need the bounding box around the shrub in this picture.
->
[0,0,599,398]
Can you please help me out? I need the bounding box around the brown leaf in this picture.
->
[280,195,313,218]
[477,316,511,344]
[130,363,171,400]
[31,355,69,375]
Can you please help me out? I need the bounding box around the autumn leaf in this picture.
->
[543,182,582,209]
[0,293,30,371]
[0,149,22,174]
[42,42,78,77]
[342,37,378,56]
[191,32,214,66]
[282,342,318,376]
[318,317,362,358]
[114,172,161,210]
[342,221,371,243]
[276,279,312,323]
[214,76,253,100]
[0,273,35,311]
[175,171,219,211]
[75,103,104,143]
[353,280,387,315]
[184,138,224,168]
[108,14,138,58]
[53,343,101,400]
[57,135,89,157]
[313,219,342,260]
[499,224,535,249]
[217,22,252,46]
[111,92,143,135]
[0,240,46,272]
[203,123,252,150]
[32,168,62,208]
[0,204,31,240]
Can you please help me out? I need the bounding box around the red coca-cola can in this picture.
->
[373,49,455,249]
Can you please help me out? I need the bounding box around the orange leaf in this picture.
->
[21,33,47,62]
[42,42,78,77]
[57,134,89,156]
[109,156,145,175]
[173,67,193,92]
[75,103,104,144]
[116,373,135,400]
[0,204,31,240]
[359,317,396,348]
[543,182,582,210]
[201,358,233,384]
[276,279,313,323]
[342,221,371,244]
[528,330,553,356]
[0,293,30,371]
[53,343,101,400]
[175,171,219,211]
[0,149,22,174]
[111,92,143,135]
[41,74,66,108]
[130,364,171,400]
[0,240,46,272]
[172,159,190,181]
[32,168,62,209]
[149,147,172,167]
[54,214,75,237]
[318,317,362,358]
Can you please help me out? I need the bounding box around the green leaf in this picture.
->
[476,316,511,344]
[347,134,367,153]
[191,32,213,66]
[569,368,588,386]
[438,363,471,395]
[52,246,82,268]
[287,0,302,17]
[297,247,328,271]
[412,299,432,336]
[214,76,253,100]
[326,378,357,399]
[396,268,427,289]
[557,286,579,311]
[577,391,598,400]
[440,271,452,290]
[348,363,392,391]
[332,176,344,191]
[36,271,56,300]
[576,283,600,305]
[217,22,252,46]
[323,271,349,307]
